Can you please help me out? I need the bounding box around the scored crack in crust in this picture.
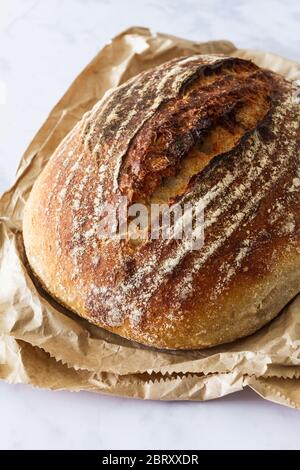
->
[23,54,300,349]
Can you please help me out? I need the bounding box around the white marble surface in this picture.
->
[1,0,300,450]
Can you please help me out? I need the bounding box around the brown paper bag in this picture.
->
[1,27,300,405]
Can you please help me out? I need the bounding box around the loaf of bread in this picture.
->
[23,54,300,349]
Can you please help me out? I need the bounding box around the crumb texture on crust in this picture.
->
[23,54,300,349]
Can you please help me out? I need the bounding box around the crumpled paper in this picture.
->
[1,26,300,407]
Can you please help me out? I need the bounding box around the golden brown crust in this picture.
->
[23,54,300,349]
[120,60,271,203]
